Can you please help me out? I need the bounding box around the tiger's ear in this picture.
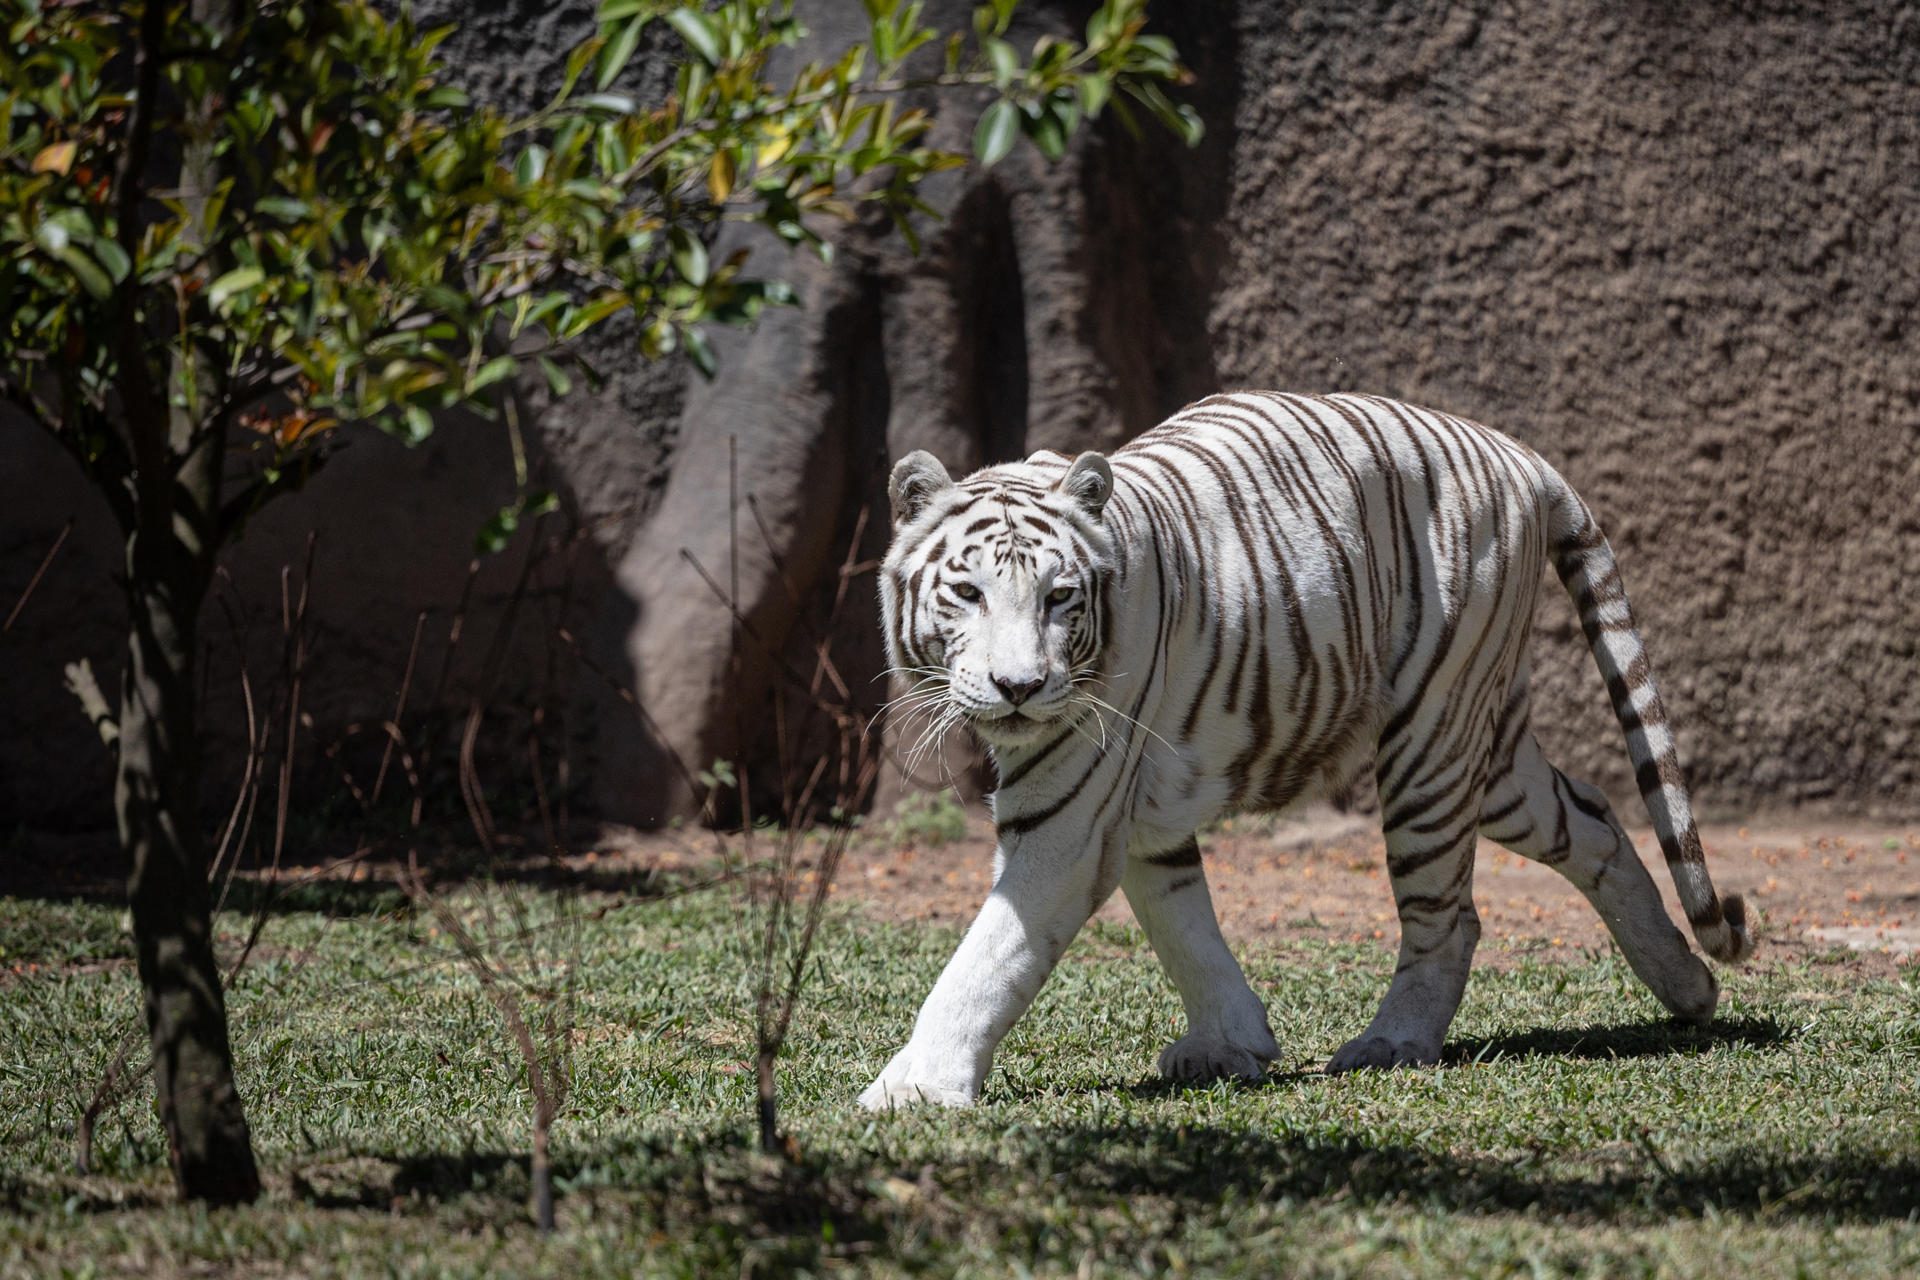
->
[1055,452,1112,518]
[889,450,954,526]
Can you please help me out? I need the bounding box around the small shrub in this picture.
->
[891,791,969,849]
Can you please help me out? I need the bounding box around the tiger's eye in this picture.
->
[952,582,982,602]
[1046,586,1074,605]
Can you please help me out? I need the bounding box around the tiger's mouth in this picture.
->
[968,707,1052,745]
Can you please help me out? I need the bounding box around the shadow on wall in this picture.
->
[0,405,603,837]
[589,0,1245,827]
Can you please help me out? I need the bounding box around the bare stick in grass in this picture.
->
[684,465,886,1155]
[400,852,573,1231]
[372,610,427,808]
[4,518,72,633]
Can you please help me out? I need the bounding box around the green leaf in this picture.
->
[53,245,112,299]
[469,355,519,394]
[32,220,70,255]
[1029,104,1067,162]
[525,488,560,517]
[1126,79,1203,147]
[668,227,709,287]
[514,144,549,186]
[974,98,1019,167]
[475,505,519,555]
[537,355,573,398]
[597,15,646,90]
[254,195,313,221]
[664,9,723,66]
[683,324,716,378]
[208,265,265,308]
[401,403,435,445]
[577,92,636,114]
[1079,72,1112,118]
[597,0,648,19]
[89,237,131,284]
[984,36,1018,89]
[1174,102,1205,147]
[202,177,234,236]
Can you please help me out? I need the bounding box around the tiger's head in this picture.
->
[879,449,1117,751]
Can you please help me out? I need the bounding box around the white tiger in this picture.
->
[859,391,1753,1109]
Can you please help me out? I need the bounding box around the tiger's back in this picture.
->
[1100,392,1559,848]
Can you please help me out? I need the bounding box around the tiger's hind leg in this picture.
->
[1478,703,1717,1024]
[1121,836,1280,1083]
[1327,726,1492,1073]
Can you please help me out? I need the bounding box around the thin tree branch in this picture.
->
[3,519,72,633]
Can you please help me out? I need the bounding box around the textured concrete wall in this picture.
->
[3,0,1915,833]
[1212,0,1920,815]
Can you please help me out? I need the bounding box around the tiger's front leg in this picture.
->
[858,824,1125,1109]
[1122,836,1280,1083]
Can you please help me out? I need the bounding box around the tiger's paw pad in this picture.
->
[1326,1034,1440,1074]
[1157,1034,1272,1084]
[856,1078,976,1111]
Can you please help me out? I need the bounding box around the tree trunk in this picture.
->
[103,0,261,1205]
[757,1048,779,1155]
[117,485,260,1205]
[531,1097,554,1232]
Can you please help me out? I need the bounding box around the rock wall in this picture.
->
[3,0,1915,836]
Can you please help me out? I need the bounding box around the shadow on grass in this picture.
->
[974,1123,1920,1224]
[208,858,713,921]
[1442,1014,1794,1064]
[1118,1068,1323,1101]
[1103,1016,1793,1102]
[245,1111,1920,1237]
[26,1118,1918,1275]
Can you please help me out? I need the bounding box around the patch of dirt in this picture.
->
[600,807,1920,979]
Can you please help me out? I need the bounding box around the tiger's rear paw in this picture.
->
[1157,1033,1274,1084]
[1326,1034,1440,1074]
[1655,953,1719,1026]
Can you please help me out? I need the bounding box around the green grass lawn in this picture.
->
[2,879,1917,1278]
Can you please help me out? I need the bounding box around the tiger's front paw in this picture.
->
[857,1044,983,1111]
[856,1076,977,1110]
[1157,1031,1277,1084]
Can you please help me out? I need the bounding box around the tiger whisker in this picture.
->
[910,712,964,781]
[1073,689,1177,762]
[879,664,952,684]
[867,680,953,750]
[1064,710,1111,757]
[902,703,963,778]
[879,685,950,717]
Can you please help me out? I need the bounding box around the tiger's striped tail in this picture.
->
[1547,482,1755,964]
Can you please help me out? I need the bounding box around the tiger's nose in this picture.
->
[993,673,1046,706]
